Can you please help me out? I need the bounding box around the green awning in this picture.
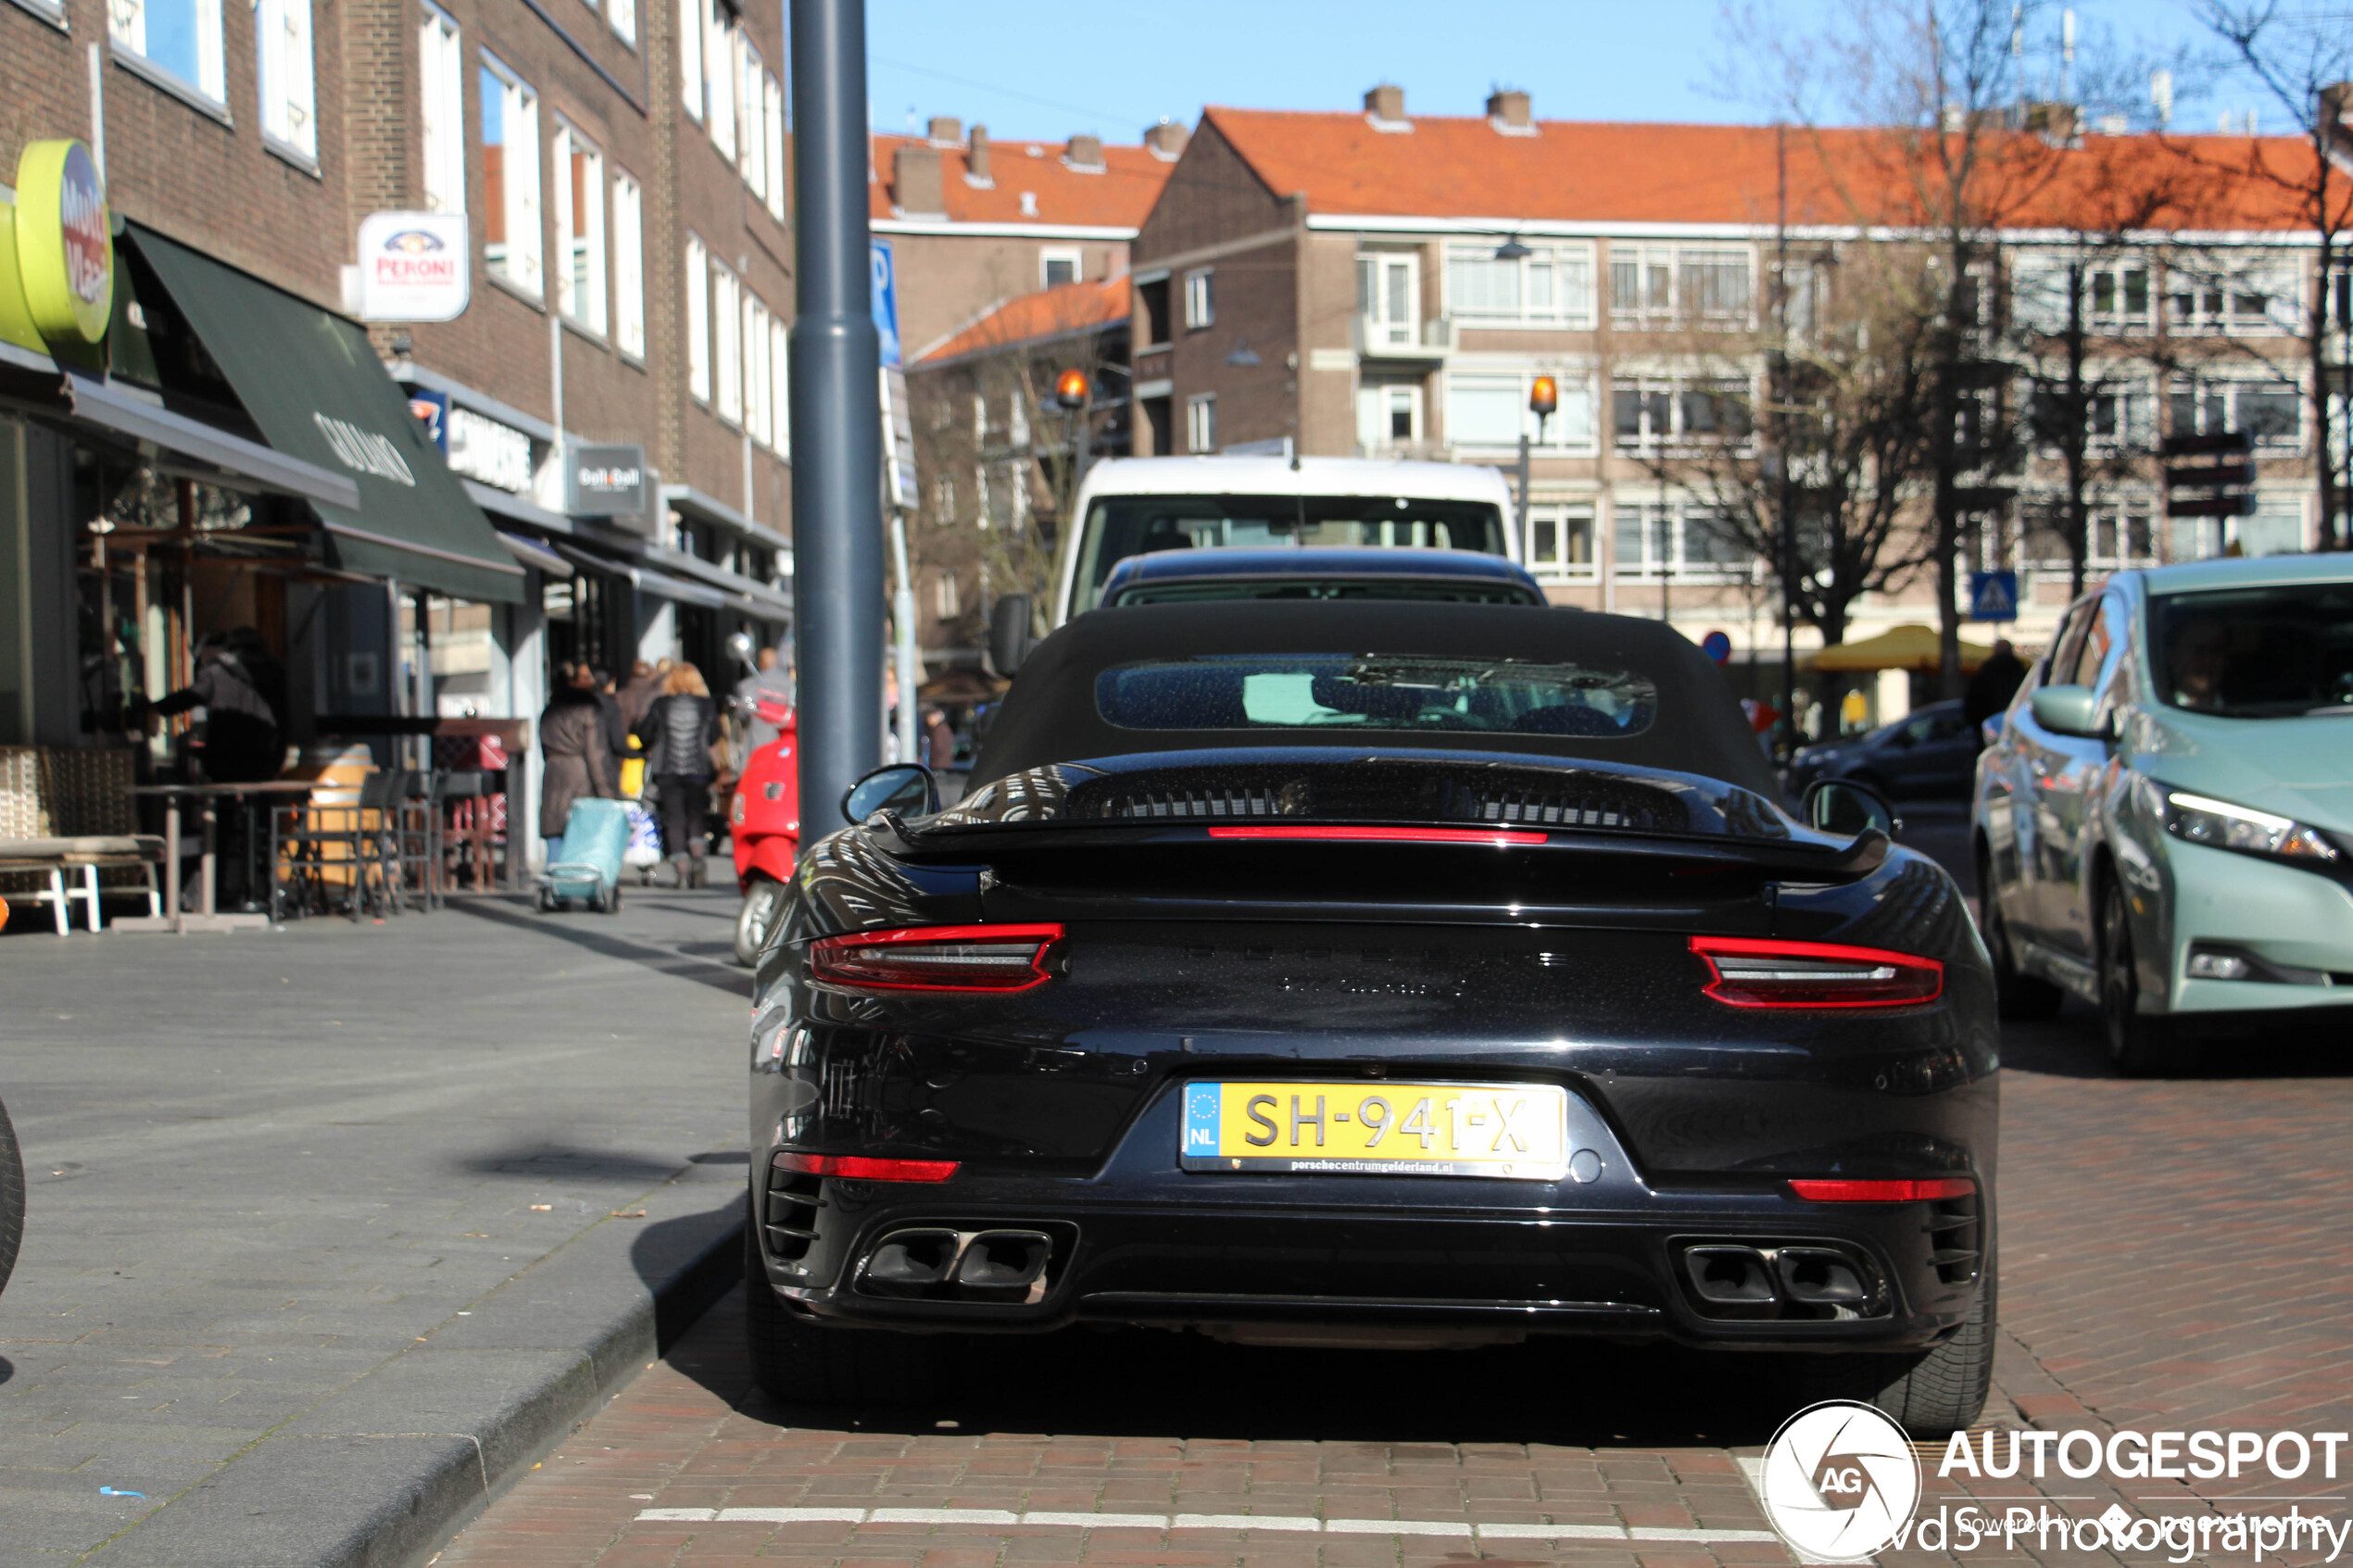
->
[126,224,525,604]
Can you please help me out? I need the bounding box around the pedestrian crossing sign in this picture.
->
[1969,570,2019,622]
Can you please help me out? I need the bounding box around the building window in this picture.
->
[479,59,543,295]
[763,71,786,219]
[2023,494,2158,570]
[704,0,736,158]
[2167,253,2298,334]
[713,264,743,424]
[1614,501,1749,578]
[1186,393,1216,453]
[676,0,701,118]
[1611,376,1752,451]
[736,32,764,191]
[552,123,606,333]
[2009,252,2154,335]
[936,573,960,619]
[1184,269,1214,331]
[773,317,791,458]
[1041,248,1082,289]
[686,234,710,400]
[1355,252,1418,347]
[933,474,956,521]
[747,296,773,448]
[1609,245,1752,328]
[1355,383,1422,453]
[1445,242,1594,327]
[419,6,465,214]
[1443,370,1594,452]
[256,0,316,157]
[611,171,644,358]
[2031,381,2154,453]
[110,0,228,101]
[1525,504,1596,579]
[2169,377,2302,448]
[607,0,633,44]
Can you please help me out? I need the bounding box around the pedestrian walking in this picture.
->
[539,665,616,844]
[1964,638,2028,734]
[616,659,661,730]
[634,662,722,887]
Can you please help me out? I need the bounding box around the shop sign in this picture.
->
[446,405,535,493]
[566,443,647,516]
[6,139,112,347]
[354,212,470,323]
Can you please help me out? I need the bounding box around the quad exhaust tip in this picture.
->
[859,1227,1056,1304]
[1677,1241,1881,1319]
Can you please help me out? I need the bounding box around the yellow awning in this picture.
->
[1806,623,1993,673]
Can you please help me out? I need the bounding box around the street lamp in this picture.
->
[1516,375,1557,561]
[1053,368,1092,498]
[1493,234,1533,261]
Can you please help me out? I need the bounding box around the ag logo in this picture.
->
[1759,1401,1920,1562]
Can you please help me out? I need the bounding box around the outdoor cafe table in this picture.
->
[118,781,317,934]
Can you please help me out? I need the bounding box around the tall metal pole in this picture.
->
[1776,121,1796,763]
[788,0,884,829]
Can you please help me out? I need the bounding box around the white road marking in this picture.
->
[635,1505,1780,1542]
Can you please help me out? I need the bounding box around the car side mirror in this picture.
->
[988,594,1033,677]
[841,763,936,825]
[1802,778,1902,839]
[2030,684,2102,737]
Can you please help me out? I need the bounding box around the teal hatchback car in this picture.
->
[1972,555,2353,1073]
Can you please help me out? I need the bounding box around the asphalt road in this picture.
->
[0,881,755,1567]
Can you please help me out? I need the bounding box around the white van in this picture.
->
[1049,456,1520,627]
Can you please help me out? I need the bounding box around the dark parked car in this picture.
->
[747,602,1999,1434]
[1790,699,1978,801]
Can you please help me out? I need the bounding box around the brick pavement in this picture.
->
[434,1007,2353,1568]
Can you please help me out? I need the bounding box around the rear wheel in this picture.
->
[2100,880,2197,1076]
[1790,1260,1995,1439]
[744,1205,937,1407]
[0,1097,22,1298]
[735,877,786,967]
[1979,847,2061,1020]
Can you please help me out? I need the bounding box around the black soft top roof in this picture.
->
[972,602,1780,797]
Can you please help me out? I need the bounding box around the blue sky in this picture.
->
[862,0,2246,145]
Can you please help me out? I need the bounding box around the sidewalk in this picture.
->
[0,881,755,1568]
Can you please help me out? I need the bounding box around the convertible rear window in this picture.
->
[2152,583,2353,716]
[1095,655,1658,738]
[1109,578,1543,608]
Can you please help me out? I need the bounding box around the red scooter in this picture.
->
[727,699,799,965]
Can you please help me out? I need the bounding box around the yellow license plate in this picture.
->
[1178,1082,1569,1180]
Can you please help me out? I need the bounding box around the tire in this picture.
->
[535,887,556,913]
[606,883,623,914]
[2099,878,2197,1075]
[0,1097,21,1299]
[744,1205,937,1407]
[1790,1259,1996,1440]
[735,878,786,967]
[1979,847,2061,1020]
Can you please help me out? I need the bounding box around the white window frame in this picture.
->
[1442,369,1596,454]
[1613,498,1753,580]
[611,170,645,358]
[1355,383,1423,454]
[551,120,607,334]
[1186,393,1216,453]
[1524,502,1598,581]
[2009,250,2156,336]
[418,5,466,215]
[736,31,762,188]
[713,263,743,424]
[935,572,960,619]
[686,233,711,401]
[1355,251,1419,348]
[1609,244,1754,329]
[2167,251,2300,336]
[2023,491,2160,571]
[607,0,634,45]
[704,0,736,159]
[1040,247,1083,289]
[746,295,772,448]
[1444,242,1594,329]
[1611,374,1755,453]
[1183,269,1214,331]
[772,317,791,458]
[256,0,317,159]
[110,0,228,104]
[480,56,543,297]
[2168,373,2304,450]
[676,0,702,118]
[762,71,786,219]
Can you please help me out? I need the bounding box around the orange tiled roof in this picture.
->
[1201,107,2332,233]
[916,275,1132,365]
[872,133,1171,230]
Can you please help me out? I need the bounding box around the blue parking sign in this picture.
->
[1969,571,2019,622]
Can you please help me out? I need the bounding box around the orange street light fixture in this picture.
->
[1529,375,1559,418]
[1054,369,1089,410]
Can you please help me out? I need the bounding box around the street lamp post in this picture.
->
[1518,374,1556,564]
[1054,367,1090,504]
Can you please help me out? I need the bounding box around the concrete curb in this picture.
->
[81,1172,746,1568]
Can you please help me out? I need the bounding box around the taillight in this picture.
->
[774,1152,959,1183]
[1788,1177,1977,1202]
[807,922,1063,993]
[1205,825,1546,847]
[1689,935,1943,1009]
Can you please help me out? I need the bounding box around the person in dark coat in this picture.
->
[539,665,615,843]
[148,629,283,907]
[1964,637,2029,735]
[633,661,721,887]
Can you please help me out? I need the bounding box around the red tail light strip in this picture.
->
[1689,935,1943,1010]
[1205,825,1547,847]
[807,922,1064,993]
[774,1152,960,1183]
[1787,1177,1977,1203]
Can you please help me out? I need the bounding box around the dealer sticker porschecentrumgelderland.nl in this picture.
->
[1757,1401,2353,1562]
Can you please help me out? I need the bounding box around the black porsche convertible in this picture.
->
[747,602,1998,1434]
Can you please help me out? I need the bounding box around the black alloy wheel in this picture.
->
[1979,847,2061,1020]
[743,1200,938,1407]
[0,1097,23,1298]
[735,878,786,967]
[1791,1256,1995,1439]
[2099,879,2196,1076]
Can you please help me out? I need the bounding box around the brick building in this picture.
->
[1126,86,2348,722]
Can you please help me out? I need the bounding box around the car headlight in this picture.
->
[2161,790,2341,865]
